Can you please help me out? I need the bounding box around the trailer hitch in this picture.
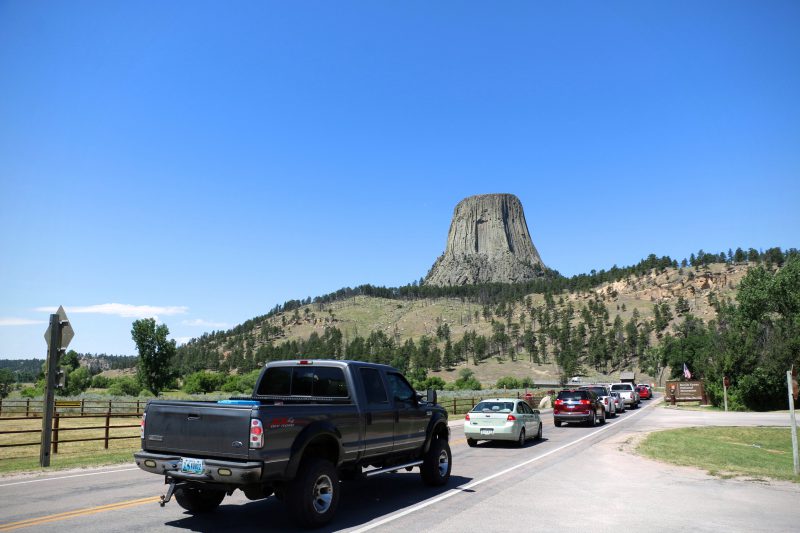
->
[160,478,182,507]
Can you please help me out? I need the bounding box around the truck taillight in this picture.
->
[140,413,146,439]
[465,413,470,421]
[250,418,264,449]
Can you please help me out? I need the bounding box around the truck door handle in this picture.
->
[187,414,200,421]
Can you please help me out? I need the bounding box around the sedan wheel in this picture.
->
[587,411,596,427]
[536,423,543,440]
[517,428,526,447]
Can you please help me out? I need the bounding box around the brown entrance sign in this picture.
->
[666,380,707,405]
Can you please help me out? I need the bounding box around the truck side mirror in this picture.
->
[426,389,437,405]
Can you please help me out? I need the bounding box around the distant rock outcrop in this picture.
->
[424,194,546,286]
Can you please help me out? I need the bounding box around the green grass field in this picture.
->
[0,414,140,476]
[638,426,800,483]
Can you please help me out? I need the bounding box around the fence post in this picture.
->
[452,398,457,415]
[105,408,111,449]
[53,412,60,454]
[81,398,85,416]
[26,399,30,418]
[108,399,112,414]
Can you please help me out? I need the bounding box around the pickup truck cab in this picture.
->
[134,360,451,527]
[610,382,640,408]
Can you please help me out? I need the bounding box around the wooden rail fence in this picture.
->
[0,399,144,453]
[0,390,555,453]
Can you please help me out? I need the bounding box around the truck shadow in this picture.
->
[164,473,472,532]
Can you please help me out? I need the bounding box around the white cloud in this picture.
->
[173,336,194,346]
[35,303,189,319]
[0,317,47,326]
[181,319,230,329]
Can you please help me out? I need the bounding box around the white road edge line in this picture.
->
[351,398,660,533]
[0,467,140,488]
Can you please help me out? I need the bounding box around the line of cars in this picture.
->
[462,383,654,445]
[553,382,653,428]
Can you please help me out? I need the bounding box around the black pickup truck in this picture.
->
[134,359,451,527]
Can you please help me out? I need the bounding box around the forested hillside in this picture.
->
[172,246,798,410]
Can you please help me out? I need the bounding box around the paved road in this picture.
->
[1,397,798,532]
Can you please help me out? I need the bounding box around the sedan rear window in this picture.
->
[472,401,514,413]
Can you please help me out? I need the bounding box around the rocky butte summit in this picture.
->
[424,193,546,286]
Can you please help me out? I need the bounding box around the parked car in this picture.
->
[464,398,542,447]
[636,384,652,400]
[610,382,640,408]
[579,385,617,418]
[611,391,626,413]
[553,389,605,427]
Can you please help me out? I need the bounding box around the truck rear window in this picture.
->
[256,366,349,397]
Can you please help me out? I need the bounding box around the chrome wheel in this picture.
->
[312,474,334,514]
[437,448,449,477]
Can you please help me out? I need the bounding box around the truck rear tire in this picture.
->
[174,486,225,513]
[287,458,340,528]
[420,438,451,486]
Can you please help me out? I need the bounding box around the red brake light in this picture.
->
[580,399,591,405]
[507,414,516,421]
[465,413,470,421]
[298,360,312,365]
[140,413,146,439]
[554,399,564,406]
[250,418,264,449]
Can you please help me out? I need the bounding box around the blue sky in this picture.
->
[1,1,798,358]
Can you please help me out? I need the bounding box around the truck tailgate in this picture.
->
[143,401,253,459]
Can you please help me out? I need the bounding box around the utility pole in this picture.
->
[788,369,799,477]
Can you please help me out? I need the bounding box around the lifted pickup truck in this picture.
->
[134,360,451,528]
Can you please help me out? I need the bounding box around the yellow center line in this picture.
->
[0,496,160,531]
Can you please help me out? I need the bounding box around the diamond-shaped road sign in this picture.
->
[43,305,74,350]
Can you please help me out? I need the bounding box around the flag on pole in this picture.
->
[683,363,692,380]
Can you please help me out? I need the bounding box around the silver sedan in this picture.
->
[464,398,543,447]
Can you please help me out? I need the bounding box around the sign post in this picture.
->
[40,306,74,467]
[723,376,729,413]
[788,370,799,477]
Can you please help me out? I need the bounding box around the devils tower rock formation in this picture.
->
[424,194,546,286]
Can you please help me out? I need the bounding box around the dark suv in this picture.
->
[554,389,606,427]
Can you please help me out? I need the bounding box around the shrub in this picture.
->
[737,368,786,411]
[495,376,521,389]
[182,371,226,394]
[454,369,482,391]
[108,376,142,396]
[413,376,446,391]
[90,374,111,389]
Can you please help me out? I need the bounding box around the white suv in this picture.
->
[610,383,640,408]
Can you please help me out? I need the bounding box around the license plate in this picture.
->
[480,429,493,435]
[181,457,204,475]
